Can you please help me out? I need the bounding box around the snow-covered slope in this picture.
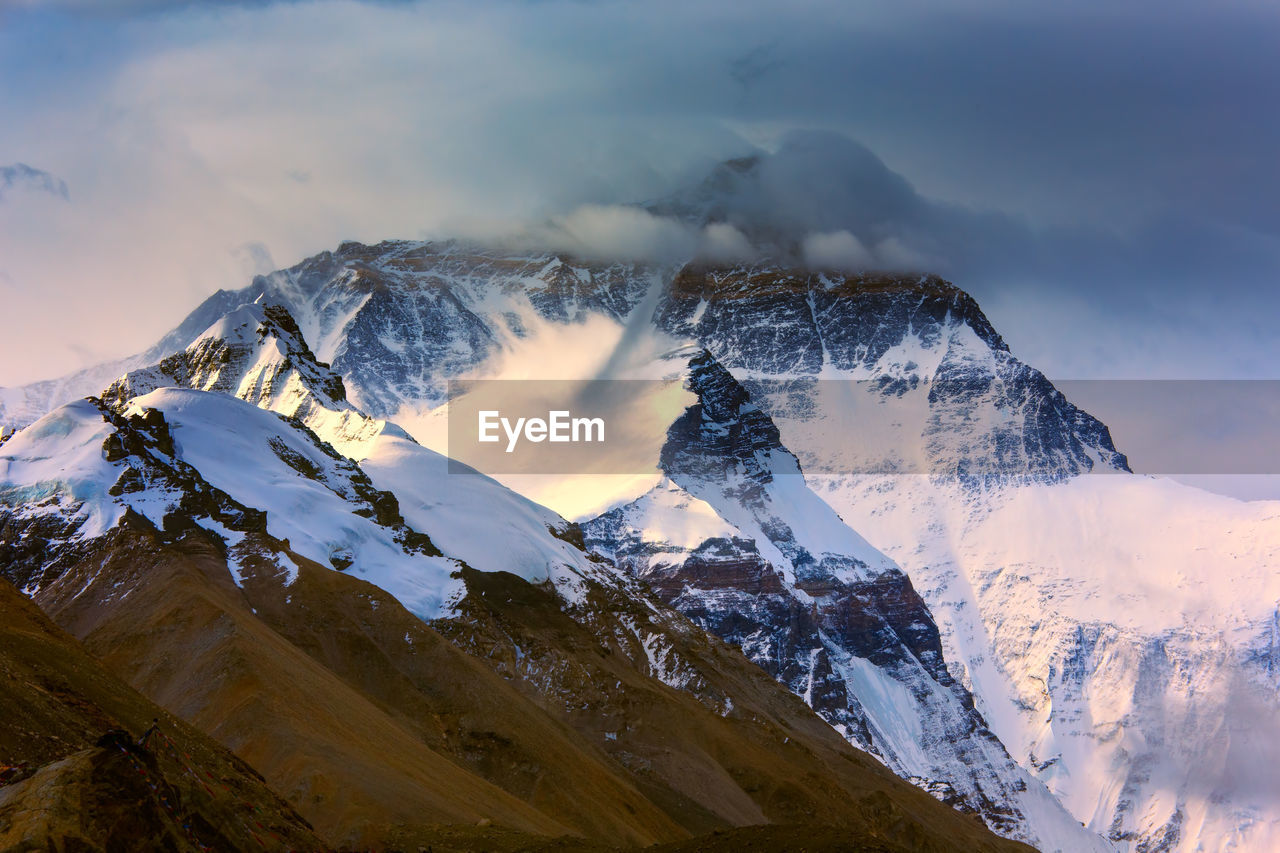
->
[356,431,620,606]
[655,264,1280,852]
[103,299,619,601]
[0,389,467,618]
[104,299,397,458]
[582,349,1110,853]
[241,241,665,417]
[0,294,616,620]
[815,474,1280,852]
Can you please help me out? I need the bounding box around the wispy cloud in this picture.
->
[0,164,69,201]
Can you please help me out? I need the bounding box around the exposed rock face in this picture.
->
[653,266,1128,485]
[583,351,1103,851]
[103,300,395,458]
[435,565,1033,851]
[244,243,660,416]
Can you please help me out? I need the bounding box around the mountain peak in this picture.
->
[103,300,405,459]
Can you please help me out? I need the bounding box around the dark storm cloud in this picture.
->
[654,130,1279,354]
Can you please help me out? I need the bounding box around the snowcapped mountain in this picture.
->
[2,225,1276,851]
[581,349,1108,852]
[101,299,612,605]
[652,264,1129,485]
[0,389,466,615]
[0,242,1098,849]
[0,300,1034,851]
[654,264,1280,852]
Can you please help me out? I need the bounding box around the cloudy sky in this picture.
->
[1,0,1278,389]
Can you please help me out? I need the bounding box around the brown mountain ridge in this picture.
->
[14,504,1032,851]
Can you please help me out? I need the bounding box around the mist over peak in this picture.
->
[646,130,958,272]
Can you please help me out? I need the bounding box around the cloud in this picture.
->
[801,230,873,271]
[233,241,277,277]
[697,223,756,264]
[655,129,1280,379]
[729,41,784,91]
[0,164,69,201]
[0,0,1276,386]
[874,236,931,271]
[533,205,698,263]
[502,207,755,267]
[651,130,1022,274]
